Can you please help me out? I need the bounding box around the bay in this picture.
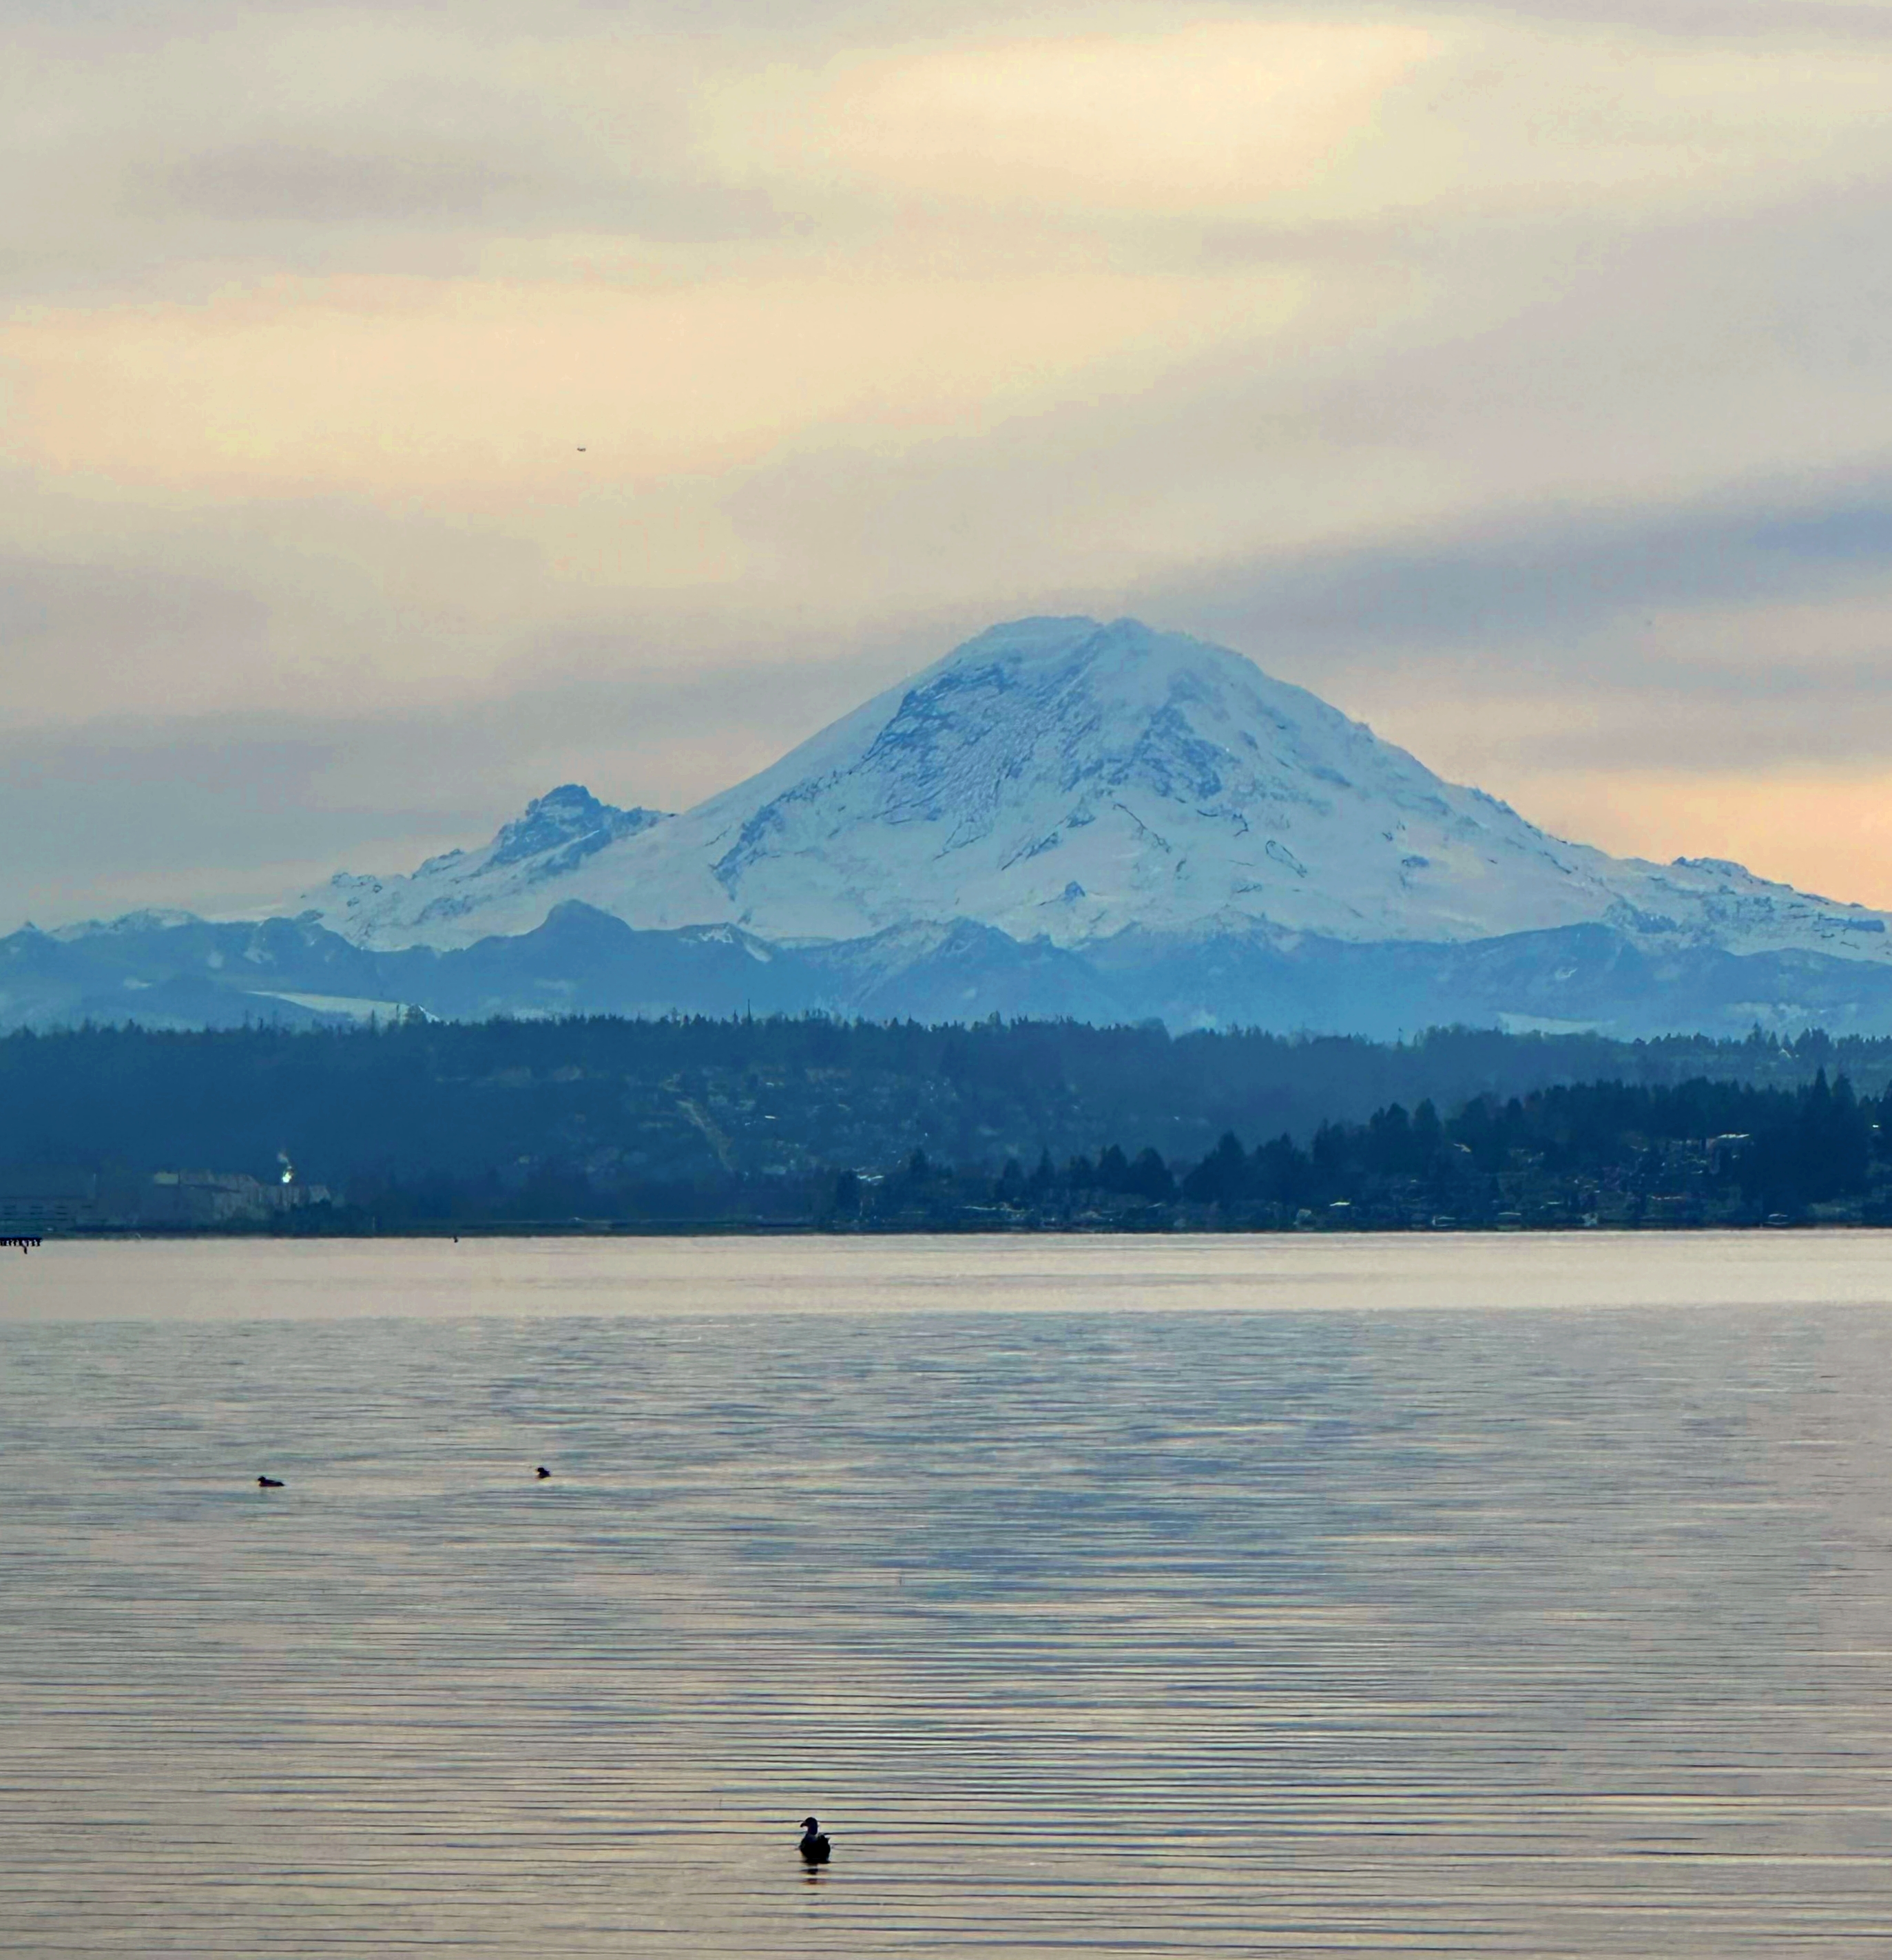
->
[3,1233,1891,1955]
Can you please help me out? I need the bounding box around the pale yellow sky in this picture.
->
[8,0,1892,922]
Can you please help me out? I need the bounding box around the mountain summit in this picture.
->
[302,616,1892,966]
[17,617,1892,1039]
[313,783,668,946]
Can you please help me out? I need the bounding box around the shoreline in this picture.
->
[19,1214,1864,1241]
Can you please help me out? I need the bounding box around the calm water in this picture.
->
[5,1233,1892,1956]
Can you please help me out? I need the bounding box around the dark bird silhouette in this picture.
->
[799,1817,831,1864]
[576,446,587,452]
[534,1466,552,1480]
[257,1476,284,1488]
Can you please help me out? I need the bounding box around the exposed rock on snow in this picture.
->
[305,784,668,948]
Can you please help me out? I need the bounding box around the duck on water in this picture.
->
[799,1817,831,1864]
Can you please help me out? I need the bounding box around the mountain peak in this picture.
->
[928,613,1320,711]
[484,784,653,870]
[309,785,671,944]
[287,616,1892,966]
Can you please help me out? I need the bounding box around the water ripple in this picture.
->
[3,1236,1891,1954]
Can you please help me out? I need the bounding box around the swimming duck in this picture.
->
[534,1466,552,1480]
[256,1476,284,1488]
[799,1817,831,1864]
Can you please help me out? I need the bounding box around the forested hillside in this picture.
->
[3,1014,1889,1229]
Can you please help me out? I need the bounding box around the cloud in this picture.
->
[165,142,525,225]
[1172,473,1892,666]
[0,264,1308,510]
[703,20,1441,218]
[10,0,1892,925]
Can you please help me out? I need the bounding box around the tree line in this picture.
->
[813,1068,1877,1230]
[1,1014,1881,1229]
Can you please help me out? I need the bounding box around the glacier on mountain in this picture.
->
[295,616,1892,969]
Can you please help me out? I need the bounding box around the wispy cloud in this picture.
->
[8,0,1892,921]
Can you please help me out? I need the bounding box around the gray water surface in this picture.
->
[4,1235,1892,1955]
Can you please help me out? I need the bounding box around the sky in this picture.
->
[10,0,1892,928]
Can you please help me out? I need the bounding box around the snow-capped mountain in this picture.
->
[311,783,668,947]
[299,616,1892,967]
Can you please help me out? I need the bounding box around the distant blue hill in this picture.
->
[10,902,1892,1040]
